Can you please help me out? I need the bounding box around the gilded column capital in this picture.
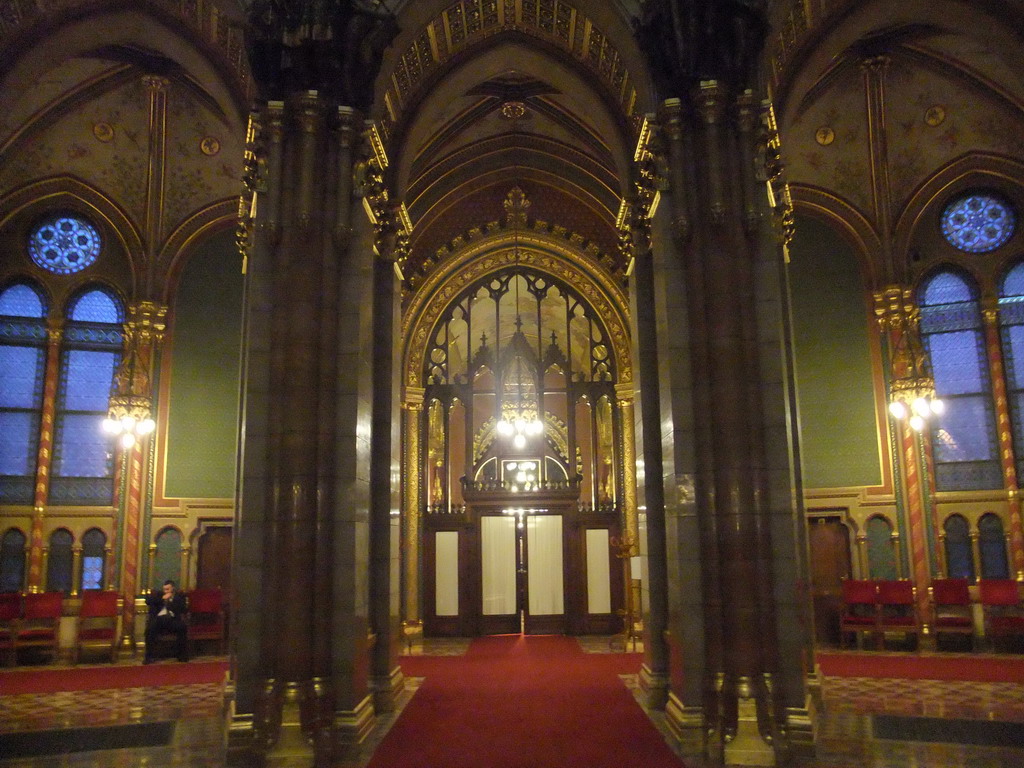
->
[335,105,359,147]
[982,296,999,325]
[696,80,726,125]
[859,54,891,76]
[403,386,425,408]
[294,90,324,134]
[735,89,757,133]
[127,301,169,345]
[659,98,686,141]
[265,101,286,140]
[33,505,45,520]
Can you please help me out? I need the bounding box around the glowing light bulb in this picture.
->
[138,418,156,435]
[889,401,907,420]
[513,433,526,449]
[101,417,120,434]
[912,397,931,418]
[120,432,137,449]
[909,414,925,432]
[514,417,527,433]
[497,420,513,436]
[930,399,945,415]
[120,415,136,432]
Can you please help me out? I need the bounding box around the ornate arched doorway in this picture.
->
[402,188,635,638]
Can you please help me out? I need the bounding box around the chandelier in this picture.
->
[101,307,160,449]
[887,315,944,432]
[496,393,543,449]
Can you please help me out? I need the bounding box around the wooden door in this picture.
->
[807,515,852,646]
[196,526,232,592]
[523,514,566,634]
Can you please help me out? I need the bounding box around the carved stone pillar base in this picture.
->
[664,692,706,757]
[782,704,817,762]
[334,694,376,746]
[371,666,405,713]
[723,691,775,766]
[265,682,313,765]
[639,663,669,709]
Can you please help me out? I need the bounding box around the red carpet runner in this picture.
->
[368,635,686,768]
[0,660,229,695]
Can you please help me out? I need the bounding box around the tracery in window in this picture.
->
[46,528,73,593]
[0,281,47,504]
[28,214,101,274]
[941,192,1015,254]
[919,271,1001,490]
[50,287,123,505]
[978,513,1010,579]
[81,528,106,590]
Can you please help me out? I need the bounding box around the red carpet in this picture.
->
[816,651,1024,682]
[0,660,229,695]
[369,635,686,768]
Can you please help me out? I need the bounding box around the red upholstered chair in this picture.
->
[979,578,1024,650]
[930,578,974,648]
[15,591,63,663]
[839,579,878,648]
[74,590,120,664]
[186,588,225,655]
[876,579,920,648]
[0,592,20,666]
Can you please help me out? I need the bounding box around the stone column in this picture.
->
[615,385,639,545]
[71,544,83,596]
[369,203,405,712]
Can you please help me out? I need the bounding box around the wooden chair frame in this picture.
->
[930,578,974,648]
[186,588,225,655]
[839,579,878,648]
[978,578,1024,650]
[15,592,63,663]
[74,590,120,664]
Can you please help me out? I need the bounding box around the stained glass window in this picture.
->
[81,528,106,590]
[998,262,1024,483]
[941,192,1016,253]
[28,214,101,274]
[50,287,123,506]
[943,515,974,582]
[919,271,1001,490]
[978,513,1010,579]
[0,282,47,504]
[0,528,26,592]
[46,528,73,594]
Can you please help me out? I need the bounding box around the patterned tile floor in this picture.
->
[1,648,1022,767]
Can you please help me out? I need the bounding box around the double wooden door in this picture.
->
[424,506,622,637]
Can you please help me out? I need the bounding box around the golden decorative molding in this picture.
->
[380,0,643,143]
[402,226,632,390]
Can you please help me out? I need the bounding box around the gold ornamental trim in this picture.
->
[402,228,632,389]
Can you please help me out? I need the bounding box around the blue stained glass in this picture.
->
[942,193,1016,253]
[1001,262,1024,298]
[943,515,974,581]
[82,556,103,590]
[47,529,73,594]
[53,413,113,478]
[933,397,996,462]
[61,349,117,411]
[28,215,101,275]
[68,289,120,323]
[0,345,45,407]
[1004,325,1024,389]
[978,514,1010,579]
[927,331,986,395]
[0,284,45,318]
[0,412,37,475]
[923,272,973,306]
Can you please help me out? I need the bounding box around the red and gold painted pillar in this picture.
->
[114,301,166,644]
[981,300,1024,576]
[27,318,63,592]
[874,286,932,618]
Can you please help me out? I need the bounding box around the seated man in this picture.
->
[144,579,189,663]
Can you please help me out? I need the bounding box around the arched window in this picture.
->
[0,282,48,504]
[998,262,1024,482]
[50,287,123,505]
[866,516,898,580]
[81,528,106,590]
[978,513,1010,579]
[943,514,974,581]
[46,528,73,593]
[0,528,27,592]
[153,527,182,591]
[919,271,1001,490]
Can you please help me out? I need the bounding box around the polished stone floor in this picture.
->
[1,644,1022,767]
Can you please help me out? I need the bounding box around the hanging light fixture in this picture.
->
[496,186,543,449]
[101,305,161,449]
[887,308,944,432]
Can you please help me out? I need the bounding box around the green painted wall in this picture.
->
[164,229,243,498]
[789,215,882,488]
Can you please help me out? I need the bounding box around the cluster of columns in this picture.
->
[229,91,403,766]
[629,82,814,763]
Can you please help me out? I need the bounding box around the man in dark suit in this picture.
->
[144,579,189,663]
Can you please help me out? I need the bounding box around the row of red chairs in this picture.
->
[840,577,1024,649]
[0,588,225,665]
